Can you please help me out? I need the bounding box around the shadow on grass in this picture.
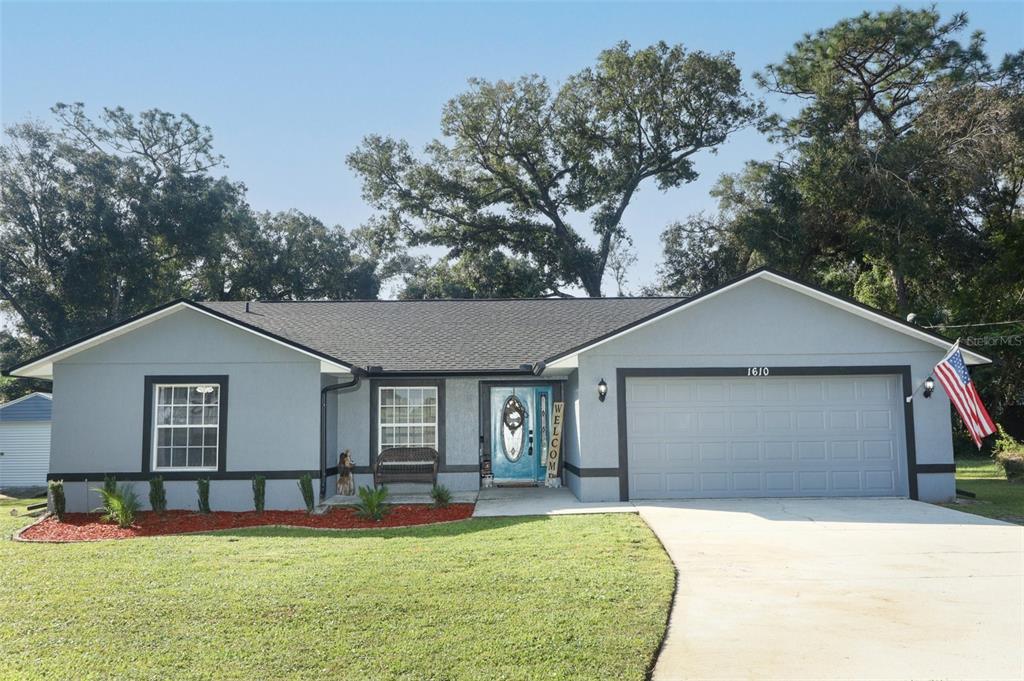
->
[195,514,555,540]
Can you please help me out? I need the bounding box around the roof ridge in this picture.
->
[203,296,688,304]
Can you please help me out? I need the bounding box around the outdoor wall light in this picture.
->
[597,378,608,402]
[923,377,935,398]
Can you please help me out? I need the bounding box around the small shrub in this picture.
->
[352,485,389,521]
[48,480,66,521]
[430,484,452,508]
[298,473,315,513]
[93,483,140,528]
[197,478,211,513]
[96,475,118,518]
[148,476,166,514]
[992,425,1024,482]
[252,475,266,513]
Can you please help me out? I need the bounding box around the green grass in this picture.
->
[0,495,45,517]
[0,510,674,681]
[946,458,1024,524]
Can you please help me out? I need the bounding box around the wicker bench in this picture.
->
[373,447,440,488]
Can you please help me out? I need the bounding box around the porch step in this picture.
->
[382,482,434,495]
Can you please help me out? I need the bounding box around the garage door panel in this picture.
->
[832,471,862,490]
[796,411,826,430]
[731,441,760,461]
[665,473,696,494]
[730,410,758,432]
[762,381,791,401]
[797,441,827,460]
[699,443,727,462]
[797,471,829,493]
[729,382,758,401]
[698,472,729,493]
[764,441,795,460]
[632,473,665,495]
[629,381,663,402]
[630,442,663,467]
[765,471,795,492]
[732,472,762,492]
[764,411,792,431]
[831,441,860,460]
[698,411,728,432]
[829,410,859,429]
[793,380,825,401]
[865,469,896,492]
[858,377,892,400]
[862,409,893,429]
[863,440,895,460]
[626,375,907,499]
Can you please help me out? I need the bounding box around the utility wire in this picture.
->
[924,319,1024,329]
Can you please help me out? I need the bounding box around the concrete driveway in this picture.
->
[638,498,1024,681]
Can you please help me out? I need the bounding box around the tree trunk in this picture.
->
[891,266,910,317]
[579,265,603,297]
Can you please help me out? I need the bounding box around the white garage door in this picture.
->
[626,374,907,499]
[0,423,51,489]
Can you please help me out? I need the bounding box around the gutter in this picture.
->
[319,371,362,501]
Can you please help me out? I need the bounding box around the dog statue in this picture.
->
[337,450,356,496]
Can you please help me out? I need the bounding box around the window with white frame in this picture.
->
[153,383,221,469]
[378,386,438,452]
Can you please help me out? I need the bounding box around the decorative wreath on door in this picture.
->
[501,395,527,461]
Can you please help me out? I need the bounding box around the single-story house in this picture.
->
[3,268,989,512]
[0,392,53,492]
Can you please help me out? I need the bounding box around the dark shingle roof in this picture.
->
[199,297,684,373]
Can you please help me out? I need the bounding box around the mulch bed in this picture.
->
[18,504,476,543]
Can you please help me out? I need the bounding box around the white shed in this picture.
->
[0,392,52,491]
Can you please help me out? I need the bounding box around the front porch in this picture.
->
[323,485,635,517]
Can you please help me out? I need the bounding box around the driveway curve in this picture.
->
[638,498,1023,681]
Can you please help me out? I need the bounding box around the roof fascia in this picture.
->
[5,301,353,379]
[543,269,991,370]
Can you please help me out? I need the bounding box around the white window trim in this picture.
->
[377,386,439,454]
[151,382,221,472]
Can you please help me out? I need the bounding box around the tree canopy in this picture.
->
[0,104,388,400]
[348,41,763,297]
[657,7,1024,421]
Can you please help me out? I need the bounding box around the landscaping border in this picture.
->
[12,505,477,543]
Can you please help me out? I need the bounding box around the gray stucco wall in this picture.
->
[50,308,323,511]
[60,478,309,513]
[572,278,957,503]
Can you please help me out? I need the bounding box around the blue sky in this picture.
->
[3,1,1022,295]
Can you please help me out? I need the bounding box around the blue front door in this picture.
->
[489,385,552,482]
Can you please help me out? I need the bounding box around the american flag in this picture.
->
[933,342,996,449]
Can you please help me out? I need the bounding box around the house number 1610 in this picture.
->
[747,367,770,376]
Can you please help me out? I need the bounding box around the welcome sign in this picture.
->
[545,401,565,487]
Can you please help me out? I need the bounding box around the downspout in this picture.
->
[320,372,361,501]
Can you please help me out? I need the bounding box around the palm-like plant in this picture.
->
[352,486,390,521]
[93,484,141,528]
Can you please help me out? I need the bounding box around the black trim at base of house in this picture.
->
[48,470,322,482]
[563,462,619,478]
[915,463,956,474]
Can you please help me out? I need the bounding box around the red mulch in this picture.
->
[19,504,476,543]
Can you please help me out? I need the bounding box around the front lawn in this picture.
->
[946,458,1024,524]
[0,509,674,680]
